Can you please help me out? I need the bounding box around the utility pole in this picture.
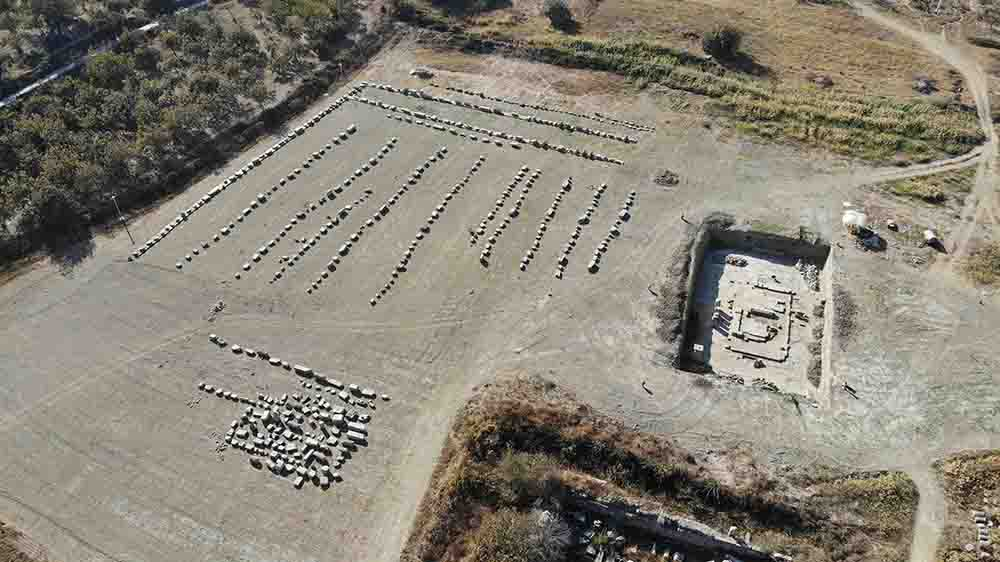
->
[111,195,134,245]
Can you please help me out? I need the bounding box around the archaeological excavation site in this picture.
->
[679,222,832,397]
[3,1,1000,562]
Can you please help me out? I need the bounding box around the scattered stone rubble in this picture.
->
[478,166,541,267]
[795,259,820,291]
[587,188,633,274]
[132,86,364,263]
[372,155,487,306]
[197,379,382,490]
[359,81,638,144]
[430,82,655,133]
[349,93,625,165]
[313,146,449,295]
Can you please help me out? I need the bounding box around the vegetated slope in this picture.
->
[398,0,958,101]
[1,520,44,562]
[402,376,919,562]
[932,451,1000,561]
[0,1,372,258]
[397,7,983,164]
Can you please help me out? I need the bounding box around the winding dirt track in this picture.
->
[853,4,997,561]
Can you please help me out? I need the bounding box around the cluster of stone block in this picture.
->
[432,83,655,133]
[133,88,360,263]
[312,146,450,295]
[587,190,634,274]
[521,176,571,272]
[349,94,624,165]
[555,182,606,279]
[198,379,382,490]
[478,167,541,267]
[371,155,488,307]
[470,166,532,248]
[360,82,637,144]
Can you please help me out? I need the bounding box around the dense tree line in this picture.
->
[0,2,358,246]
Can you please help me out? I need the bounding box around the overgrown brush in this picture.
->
[964,241,1000,285]
[408,26,984,160]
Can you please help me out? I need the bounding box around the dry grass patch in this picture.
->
[404,0,957,101]
[878,167,975,204]
[933,451,1000,560]
[402,376,918,562]
[964,241,1000,285]
[406,26,984,161]
[1,522,44,562]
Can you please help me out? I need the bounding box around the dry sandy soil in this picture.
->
[1,5,1000,562]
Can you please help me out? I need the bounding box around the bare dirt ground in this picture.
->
[1,5,1000,562]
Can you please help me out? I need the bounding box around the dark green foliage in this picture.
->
[0,1,373,257]
[542,0,574,32]
[702,26,742,59]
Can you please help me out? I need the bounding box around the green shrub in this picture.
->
[702,26,743,59]
[542,0,574,31]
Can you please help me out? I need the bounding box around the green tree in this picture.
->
[20,182,88,237]
[143,0,175,15]
[542,0,574,31]
[29,0,77,36]
[85,52,134,90]
[134,46,161,73]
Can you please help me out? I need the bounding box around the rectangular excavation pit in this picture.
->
[680,225,831,396]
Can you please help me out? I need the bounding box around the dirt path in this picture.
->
[855,1,999,265]
[853,4,997,561]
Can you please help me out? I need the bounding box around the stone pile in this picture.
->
[478,166,541,267]
[226,137,395,280]
[371,155,488,306]
[795,259,820,291]
[132,90,360,263]
[555,182,607,279]
[432,82,655,133]
[175,126,361,274]
[587,186,629,274]
[360,82,637,144]
[470,166,532,249]
[521,176,571,271]
[198,381,382,490]
[313,146,449,295]
[349,94,624,166]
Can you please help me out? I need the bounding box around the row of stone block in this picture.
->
[133,86,361,262]
[587,190,636,274]
[371,155,488,306]
[361,82,637,143]
[432,83,655,133]
[350,94,624,165]
[312,146,449,295]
